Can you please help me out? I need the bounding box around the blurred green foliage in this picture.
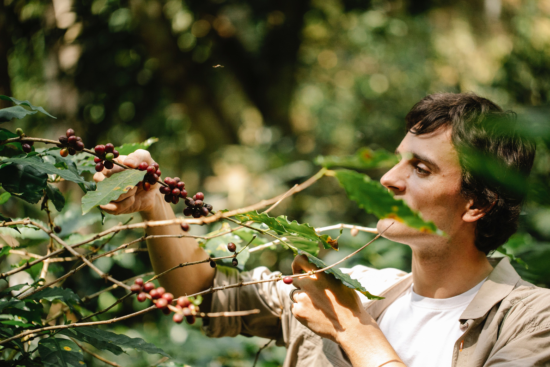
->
[1,0,550,365]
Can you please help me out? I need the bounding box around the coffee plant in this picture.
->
[0,95,449,365]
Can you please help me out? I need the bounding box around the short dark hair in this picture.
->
[405,92,536,254]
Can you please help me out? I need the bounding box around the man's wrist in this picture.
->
[140,190,172,221]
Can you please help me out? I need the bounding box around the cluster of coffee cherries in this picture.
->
[227,242,239,267]
[137,161,162,191]
[183,192,213,218]
[93,143,120,172]
[159,176,187,204]
[131,278,198,324]
[58,129,85,156]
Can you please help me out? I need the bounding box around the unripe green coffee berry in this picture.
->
[16,128,24,136]
[105,152,114,161]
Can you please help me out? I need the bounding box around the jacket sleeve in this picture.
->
[202,265,294,342]
[483,289,550,366]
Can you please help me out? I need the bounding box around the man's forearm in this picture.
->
[140,191,215,297]
[338,321,405,367]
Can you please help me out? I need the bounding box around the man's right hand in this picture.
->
[93,149,161,215]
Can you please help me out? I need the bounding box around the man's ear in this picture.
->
[462,197,497,223]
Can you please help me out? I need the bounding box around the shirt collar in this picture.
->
[364,256,521,321]
[459,256,521,321]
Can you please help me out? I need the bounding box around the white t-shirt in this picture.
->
[377,279,486,367]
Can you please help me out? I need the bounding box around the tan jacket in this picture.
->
[203,257,550,366]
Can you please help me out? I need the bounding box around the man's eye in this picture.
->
[414,165,429,175]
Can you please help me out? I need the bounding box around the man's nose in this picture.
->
[380,163,406,194]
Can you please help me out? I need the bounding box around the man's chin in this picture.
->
[376,218,424,243]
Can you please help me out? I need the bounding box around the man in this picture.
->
[95,93,550,366]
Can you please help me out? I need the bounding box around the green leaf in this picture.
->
[1,320,34,327]
[0,191,11,205]
[59,327,170,357]
[26,287,81,312]
[0,128,24,157]
[0,283,27,298]
[0,106,37,123]
[45,152,96,191]
[496,245,529,269]
[38,338,86,367]
[0,299,43,324]
[81,169,145,214]
[0,327,25,350]
[334,169,441,235]
[1,156,91,189]
[0,245,11,258]
[0,160,48,203]
[116,137,158,156]
[234,211,337,255]
[0,95,56,119]
[297,249,383,300]
[45,184,66,212]
[316,147,398,170]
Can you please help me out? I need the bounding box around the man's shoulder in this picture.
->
[498,280,550,338]
[507,280,550,311]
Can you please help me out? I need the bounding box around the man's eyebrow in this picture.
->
[395,149,440,171]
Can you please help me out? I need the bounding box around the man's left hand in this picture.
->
[290,255,373,343]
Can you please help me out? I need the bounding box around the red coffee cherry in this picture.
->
[130,284,142,293]
[156,287,166,297]
[139,162,149,171]
[177,297,191,308]
[195,192,204,200]
[105,143,114,153]
[227,243,237,252]
[283,277,293,285]
[60,148,69,157]
[162,293,174,304]
[134,278,144,286]
[143,282,155,292]
[181,223,190,232]
[149,289,160,299]
[66,128,75,137]
[155,298,168,309]
[173,313,184,323]
[137,292,148,302]
[94,145,105,156]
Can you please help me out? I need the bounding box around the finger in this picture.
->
[123,149,154,169]
[103,158,126,178]
[291,255,318,275]
[110,185,138,203]
[100,195,135,215]
[93,172,106,183]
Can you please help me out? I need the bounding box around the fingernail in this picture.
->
[124,158,136,167]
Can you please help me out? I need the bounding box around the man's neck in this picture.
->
[410,242,494,299]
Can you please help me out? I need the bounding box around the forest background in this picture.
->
[1,0,550,366]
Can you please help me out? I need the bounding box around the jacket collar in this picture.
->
[364,256,521,321]
[459,256,521,321]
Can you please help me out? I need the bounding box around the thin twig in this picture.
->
[253,339,274,367]
[0,308,260,346]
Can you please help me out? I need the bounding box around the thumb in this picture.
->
[291,255,318,275]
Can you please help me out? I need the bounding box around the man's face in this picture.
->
[377,126,472,249]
